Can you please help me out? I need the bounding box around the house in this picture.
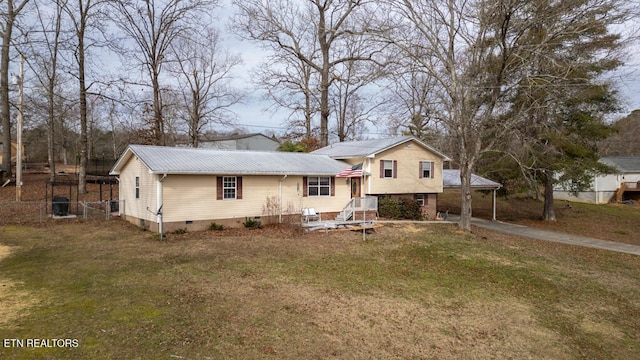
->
[553,156,640,204]
[197,133,280,151]
[313,136,450,219]
[109,145,351,232]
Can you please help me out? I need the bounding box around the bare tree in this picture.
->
[62,0,111,193]
[232,0,385,146]
[169,27,243,147]
[0,0,30,180]
[254,46,320,139]
[26,0,68,181]
[385,0,536,231]
[112,0,217,146]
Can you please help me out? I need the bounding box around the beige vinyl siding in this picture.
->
[118,156,157,221]
[370,140,443,194]
[161,174,351,223]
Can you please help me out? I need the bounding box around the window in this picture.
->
[223,176,236,199]
[135,176,140,199]
[217,176,242,200]
[416,194,425,206]
[381,160,396,178]
[308,176,331,196]
[420,161,433,179]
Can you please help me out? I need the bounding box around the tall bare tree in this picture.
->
[253,46,320,139]
[112,0,217,146]
[0,0,30,180]
[386,0,541,231]
[169,27,243,147]
[27,0,67,181]
[232,0,385,146]
[62,0,110,193]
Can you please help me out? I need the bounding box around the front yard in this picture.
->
[1,220,638,359]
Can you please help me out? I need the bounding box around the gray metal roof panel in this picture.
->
[112,145,349,175]
[599,157,640,173]
[443,169,502,189]
[312,136,450,160]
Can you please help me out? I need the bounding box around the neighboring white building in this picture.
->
[554,157,640,204]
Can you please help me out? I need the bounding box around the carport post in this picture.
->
[492,188,497,221]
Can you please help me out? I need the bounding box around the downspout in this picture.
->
[158,174,167,239]
[279,174,288,223]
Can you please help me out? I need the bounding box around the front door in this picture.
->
[351,178,361,198]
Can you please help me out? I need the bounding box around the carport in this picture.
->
[442,169,502,221]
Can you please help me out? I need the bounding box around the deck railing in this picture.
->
[340,196,378,220]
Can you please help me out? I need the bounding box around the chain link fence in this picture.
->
[0,199,125,225]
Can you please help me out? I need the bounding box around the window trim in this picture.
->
[223,176,237,200]
[420,161,434,179]
[307,176,331,197]
[380,160,397,178]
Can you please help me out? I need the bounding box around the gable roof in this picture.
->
[599,157,640,173]
[312,136,450,160]
[442,169,501,189]
[110,145,348,176]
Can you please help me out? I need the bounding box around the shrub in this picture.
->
[243,217,262,229]
[173,228,187,234]
[378,197,423,220]
[208,222,224,231]
[398,198,423,220]
[378,196,401,219]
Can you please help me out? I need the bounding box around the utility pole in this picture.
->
[14,54,23,201]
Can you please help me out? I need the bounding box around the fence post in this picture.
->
[105,201,109,220]
[83,201,88,220]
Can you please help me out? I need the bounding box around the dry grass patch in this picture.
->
[0,221,638,359]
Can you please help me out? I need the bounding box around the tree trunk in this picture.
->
[77,2,87,194]
[458,162,473,232]
[1,12,13,180]
[542,170,556,221]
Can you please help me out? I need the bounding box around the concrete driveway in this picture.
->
[447,215,640,256]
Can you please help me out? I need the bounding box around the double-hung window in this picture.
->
[420,161,433,179]
[382,160,395,178]
[308,176,331,196]
[223,176,237,200]
[135,176,140,199]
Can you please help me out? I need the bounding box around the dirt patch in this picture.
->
[0,245,37,328]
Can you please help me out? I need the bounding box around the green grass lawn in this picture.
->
[1,220,639,359]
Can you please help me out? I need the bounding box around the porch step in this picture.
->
[335,211,352,221]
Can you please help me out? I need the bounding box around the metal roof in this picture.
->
[599,157,640,173]
[312,136,451,160]
[443,169,501,189]
[110,145,349,176]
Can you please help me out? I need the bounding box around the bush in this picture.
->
[243,217,262,229]
[398,198,423,220]
[173,228,187,234]
[208,222,224,231]
[378,197,423,220]
[378,196,401,219]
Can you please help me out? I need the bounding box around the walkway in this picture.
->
[447,215,640,256]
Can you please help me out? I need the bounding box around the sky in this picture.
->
[220,4,640,138]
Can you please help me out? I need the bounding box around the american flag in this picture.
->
[336,163,364,178]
